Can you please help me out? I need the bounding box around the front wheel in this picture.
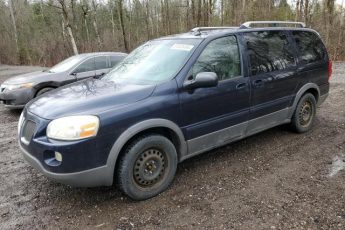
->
[116,134,178,200]
[290,93,317,133]
[35,87,54,97]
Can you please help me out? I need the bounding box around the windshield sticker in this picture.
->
[170,44,194,51]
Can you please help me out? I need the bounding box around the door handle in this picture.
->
[253,79,263,87]
[236,83,247,90]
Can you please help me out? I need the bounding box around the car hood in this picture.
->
[27,78,155,120]
[3,71,56,84]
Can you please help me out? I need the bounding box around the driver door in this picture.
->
[179,36,250,154]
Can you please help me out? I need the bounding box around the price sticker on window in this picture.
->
[170,44,194,51]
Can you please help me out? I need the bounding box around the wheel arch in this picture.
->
[288,83,320,118]
[106,119,187,184]
[34,83,58,97]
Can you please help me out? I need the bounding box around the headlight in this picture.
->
[3,83,34,91]
[47,115,100,141]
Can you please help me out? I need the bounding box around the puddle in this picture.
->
[329,155,345,177]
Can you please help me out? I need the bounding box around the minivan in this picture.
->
[19,21,331,200]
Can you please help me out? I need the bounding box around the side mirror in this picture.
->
[71,72,77,77]
[183,72,218,90]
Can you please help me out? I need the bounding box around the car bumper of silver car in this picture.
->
[20,142,113,187]
[0,88,34,108]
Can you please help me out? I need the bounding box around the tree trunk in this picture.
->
[9,0,19,63]
[59,0,78,55]
[304,0,309,25]
[92,0,102,51]
[145,1,150,40]
[191,0,196,27]
[110,6,116,43]
[197,0,201,26]
[117,0,129,52]
[295,0,300,21]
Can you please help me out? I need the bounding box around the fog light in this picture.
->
[55,152,62,162]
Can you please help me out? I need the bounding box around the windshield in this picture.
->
[103,39,201,84]
[49,55,85,73]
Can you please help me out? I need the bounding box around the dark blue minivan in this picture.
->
[19,21,331,200]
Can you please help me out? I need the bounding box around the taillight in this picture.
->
[328,61,332,81]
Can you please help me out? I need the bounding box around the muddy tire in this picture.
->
[290,93,317,133]
[116,134,178,200]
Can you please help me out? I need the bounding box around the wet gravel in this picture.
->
[0,63,345,229]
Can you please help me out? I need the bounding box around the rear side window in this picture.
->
[74,58,95,73]
[244,31,295,75]
[292,31,326,64]
[192,36,241,81]
[110,56,122,67]
[94,56,108,70]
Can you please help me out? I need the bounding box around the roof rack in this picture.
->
[240,21,306,29]
[191,27,238,35]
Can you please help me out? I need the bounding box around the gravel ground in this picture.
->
[0,63,344,230]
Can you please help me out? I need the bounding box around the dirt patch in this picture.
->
[0,64,345,229]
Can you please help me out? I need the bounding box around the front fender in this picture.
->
[105,118,187,184]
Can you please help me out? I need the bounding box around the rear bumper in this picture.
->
[318,93,328,106]
[20,142,113,187]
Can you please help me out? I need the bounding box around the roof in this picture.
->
[76,52,127,58]
[156,21,317,40]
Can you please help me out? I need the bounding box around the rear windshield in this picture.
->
[292,31,327,64]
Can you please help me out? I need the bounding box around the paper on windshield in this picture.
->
[170,44,194,51]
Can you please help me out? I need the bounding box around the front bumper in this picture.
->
[18,110,114,187]
[0,87,34,108]
[20,143,112,187]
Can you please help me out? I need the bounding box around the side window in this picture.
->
[74,58,95,73]
[94,56,108,70]
[110,56,122,67]
[244,31,295,76]
[293,31,326,64]
[192,36,241,81]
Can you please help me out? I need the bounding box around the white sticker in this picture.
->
[170,44,194,51]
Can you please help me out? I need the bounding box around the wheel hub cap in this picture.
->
[299,100,313,127]
[134,149,165,187]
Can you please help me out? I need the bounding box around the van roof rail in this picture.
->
[191,27,238,35]
[240,21,306,29]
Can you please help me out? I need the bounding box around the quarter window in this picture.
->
[292,31,326,64]
[192,36,241,81]
[244,31,295,75]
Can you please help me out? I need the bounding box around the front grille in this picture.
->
[22,120,36,144]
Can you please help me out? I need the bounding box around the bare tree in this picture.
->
[8,0,19,62]
[50,0,79,55]
[117,0,129,52]
[91,0,102,51]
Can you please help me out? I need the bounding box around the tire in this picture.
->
[290,93,317,133]
[116,134,178,200]
[35,87,54,97]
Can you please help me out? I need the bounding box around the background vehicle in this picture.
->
[0,52,127,108]
[19,21,331,200]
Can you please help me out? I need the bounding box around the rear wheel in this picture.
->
[116,134,178,200]
[36,87,54,97]
[290,93,317,133]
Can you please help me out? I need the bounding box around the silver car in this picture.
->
[0,52,127,109]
